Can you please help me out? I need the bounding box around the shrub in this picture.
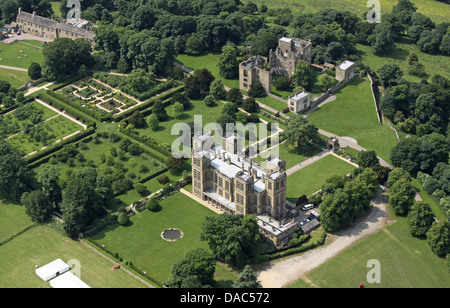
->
[118,213,129,226]
[133,183,147,195]
[146,198,161,212]
[157,174,170,184]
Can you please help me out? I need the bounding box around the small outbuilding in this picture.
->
[35,258,70,281]
[301,218,320,234]
[288,91,311,113]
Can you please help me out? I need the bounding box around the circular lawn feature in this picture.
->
[160,228,184,242]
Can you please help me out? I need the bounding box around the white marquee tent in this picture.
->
[49,271,90,288]
[35,259,70,281]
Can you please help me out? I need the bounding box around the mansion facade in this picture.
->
[191,132,298,246]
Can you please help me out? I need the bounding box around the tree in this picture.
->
[387,168,411,188]
[37,165,62,204]
[152,99,168,121]
[249,31,278,57]
[426,221,450,257]
[357,150,380,169]
[185,33,204,55]
[368,23,395,56]
[242,97,260,113]
[389,178,416,216]
[184,75,201,99]
[173,102,184,119]
[284,115,321,151]
[42,38,94,81]
[147,114,159,131]
[118,212,129,226]
[378,64,404,88]
[203,95,216,107]
[146,198,161,212]
[325,42,345,62]
[317,74,337,92]
[60,168,106,237]
[128,111,146,128]
[210,80,227,99]
[217,43,239,79]
[131,5,157,31]
[273,75,291,91]
[200,214,260,268]
[407,202,435,237]
[233,265,261,288]
[192,68,215,92]
[167,248,216,288]
[292,60,315,90]
[0,140,32,200]
[226,88,243,105]
[21,190,52,223]
[28,62,42,80]
[248,82,267,98]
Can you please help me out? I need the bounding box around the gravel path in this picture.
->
[256,191,393,288]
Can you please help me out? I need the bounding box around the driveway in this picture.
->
[256,191,393,288]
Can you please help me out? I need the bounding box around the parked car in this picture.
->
[301,204,314,211]
[311,211,320,218]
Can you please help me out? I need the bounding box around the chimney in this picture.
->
[241,163,244,172]
[262,174,265,183]
[32,11,35,17]
[227,156,231,165]
[222,152,226,162]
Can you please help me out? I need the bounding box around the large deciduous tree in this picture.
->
[0,140,32,201]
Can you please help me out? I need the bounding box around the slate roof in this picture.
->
[17,10,94,40]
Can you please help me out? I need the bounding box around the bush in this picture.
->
[133,183,147,195]
[248,82,267,98]
[118,212,129,226]
[157,174,170,184]
[146,198,161,212]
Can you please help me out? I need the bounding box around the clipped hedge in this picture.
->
[37,91,96,127]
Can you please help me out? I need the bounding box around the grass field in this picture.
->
[286,204,450,288]
[0,199,34,244]
[255,141,324,169]
[307,76,398,163]
[357,39,450,82]
[90,192,238,286]
[0,225,151,288]
[242,0,450,24]
[0,67,29,88]
[286,154,355,202]
[0,41,44,68]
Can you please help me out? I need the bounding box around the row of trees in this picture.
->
[386,168,449,258]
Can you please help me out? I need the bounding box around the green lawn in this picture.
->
[357,40,450,82]
[307,76,398,163]
[0,68,29,88]
[287,203,450,288]
[286,154,355,202]
[255,141,324,169]
[0,41,44,68]
[176,53,240,90]
[0,225,150,288]
[0,199,34,244]
[90,192,233,285]
[242,0,450,24]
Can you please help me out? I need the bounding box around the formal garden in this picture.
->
[1,100,84,156]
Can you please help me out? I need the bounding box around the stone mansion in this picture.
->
[191,132,298,246]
